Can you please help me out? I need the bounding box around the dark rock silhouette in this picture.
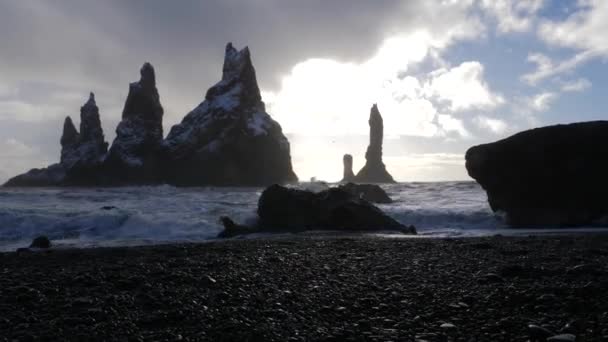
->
[338,183,392,204]
[466,121,608,227]
[354,104,395,183]
[59,116,80,167]
[105,63,164,184]
[5,93,108,186]
[30,236,51,249]
[78,93,108,163]
[218,184,415,237]
[341,154,355,182]
[164,43,297,185]
[4,44,298,187]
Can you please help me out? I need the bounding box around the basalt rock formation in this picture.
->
[466,121,608,227]
[163,43,297,186]
[4,44,298,187]
[218,184,414,238]
[341,154,355,183]
[354,104,395,183]
[105,63,164,184]
[5,93,108,186]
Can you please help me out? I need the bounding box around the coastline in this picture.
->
[2,234,607,341]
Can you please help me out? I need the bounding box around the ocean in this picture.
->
[1,182,606,251]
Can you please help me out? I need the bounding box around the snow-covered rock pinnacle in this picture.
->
[164,43,297,185]
[105,63,164,183]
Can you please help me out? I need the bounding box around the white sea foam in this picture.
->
[1,182,606,251]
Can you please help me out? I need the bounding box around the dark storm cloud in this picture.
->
[0,0,425,91]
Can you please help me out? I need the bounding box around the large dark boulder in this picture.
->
[218,184,414,237]
[466,121,608,227]
[354,104,395,183]
[338,183,392,204]
[104,63,164,184]
[164,43,298,186]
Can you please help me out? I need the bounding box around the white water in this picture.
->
[0,182,606,251]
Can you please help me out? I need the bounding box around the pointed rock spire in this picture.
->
[164,43,298,185]
[121,62,163,123]
[80,92,106,147]
[60,116,79,148]
[354,104,395,183]
[204,43,261,106]
[106,63,165,183]
[60,116,80,167]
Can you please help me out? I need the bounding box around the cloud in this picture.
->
[424,61,504,112]
[0,138,51,184]
[474,116,508,134]
[522,51,598,85]
[538,0,608,52]
[480,0,545,33]
[560,78,592,92]
[524,0,608,83]
[530,92,557,112]
[263,12,494,140]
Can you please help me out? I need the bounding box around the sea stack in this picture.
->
[341,154,355,182]
[105,63,164,184]
[466,121,608,227]
[4,93,108,186]
[61,93,108,182]
[59,116,81,168]
[354,104,395,183]
[163,43,298,186]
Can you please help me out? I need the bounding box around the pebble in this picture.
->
[547,334,576,342]
[528,324,554,340]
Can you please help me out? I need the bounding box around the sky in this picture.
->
[0,0,607,183]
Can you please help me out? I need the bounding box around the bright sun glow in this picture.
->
[263,31,501,181]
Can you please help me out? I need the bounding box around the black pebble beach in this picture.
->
[1,235,608,341]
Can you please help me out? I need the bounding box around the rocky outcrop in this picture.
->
[466,121,608,227]
[338,183,392,204]
[4,43,299,187]
[77,93,108,165]
[354,104,395,183]
[164,43,297,186]
[59,116,81,168]
[4,93,108,186]
[3,164,66,187]
[105,63,164,184]
[218,184,414,237]
[341,154,355,182]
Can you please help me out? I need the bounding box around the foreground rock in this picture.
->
[338,182,392,204]
[354,104,395,183]
[29,236,51,249]
[219,184,413,237]
[105,63,165,184]
[163,43,298,186]
[4,94,108,186]
[466,121,608,227]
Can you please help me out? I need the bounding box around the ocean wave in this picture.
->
[0,182,498,250]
